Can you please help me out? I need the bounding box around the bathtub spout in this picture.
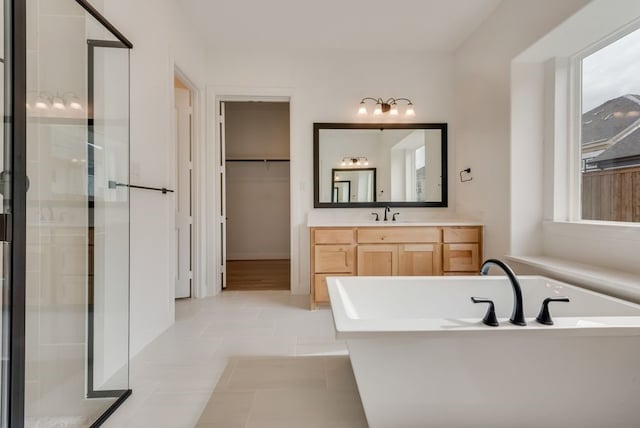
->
[480,259,526,326]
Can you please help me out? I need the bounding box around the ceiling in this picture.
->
[177,0,502,52]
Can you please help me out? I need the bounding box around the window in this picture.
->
[579,26,640,222]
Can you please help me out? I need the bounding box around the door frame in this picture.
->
[206,88,293,296]
[6,0,28,425]
[170,65,203,299]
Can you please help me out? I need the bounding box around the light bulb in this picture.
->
[358,103,367,115]
[356,160,361,165]
[35,95,50,110]
[373,104,383,115]
[65,93,82,110]
[52,96,65,110]
[405,103,415,117]
[390,104,399,115]
[341,160,346,166]
[364,160,369,166]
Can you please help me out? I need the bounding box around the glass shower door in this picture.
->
[24,1,131,426]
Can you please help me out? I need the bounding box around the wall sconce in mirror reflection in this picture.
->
[357,97,415,117]
[28,92,83,113]
[341,156,369,166]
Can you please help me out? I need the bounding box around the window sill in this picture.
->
[505,255,640,304]
[549,219,640,230]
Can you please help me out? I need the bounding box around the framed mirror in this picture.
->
[332,168,376,203]
[314,123,447,208]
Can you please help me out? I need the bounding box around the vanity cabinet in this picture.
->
[310,225,482,308]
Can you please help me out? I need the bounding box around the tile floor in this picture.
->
[196,356,367,427]
[102,291,351,428]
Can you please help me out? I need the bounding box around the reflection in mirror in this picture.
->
[333,181,351,202]
[314,123,447,207]
[331,168,376,203]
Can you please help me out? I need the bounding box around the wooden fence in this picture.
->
[582,165,640,222]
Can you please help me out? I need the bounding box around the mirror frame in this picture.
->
[314,123,448,208]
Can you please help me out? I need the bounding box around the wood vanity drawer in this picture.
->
[443,227,480,243]
[313,228,355,244]
[443,243,480,272]
[357,227,441,244]
[314,245,355,273]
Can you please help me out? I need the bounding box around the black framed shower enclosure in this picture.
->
[2,1,133,427]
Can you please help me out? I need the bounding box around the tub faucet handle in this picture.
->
[536,297,570,325]
[471,297,499,327]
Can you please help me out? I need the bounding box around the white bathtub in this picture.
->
[327,275,640,428]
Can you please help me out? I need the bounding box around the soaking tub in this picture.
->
[327,275,640,428]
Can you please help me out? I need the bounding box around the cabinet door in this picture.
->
[443,243,479,272]
[357,245,398,276]
[315,245,355,273]
[313,273,354,303]
[398,244,442,276]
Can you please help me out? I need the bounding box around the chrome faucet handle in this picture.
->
[392,212,400,221]
[371,212,380,221]
[471,297,499,327]
[536,297,569,325]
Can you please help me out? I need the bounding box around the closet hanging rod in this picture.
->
[225,159,290,162]
[108,180,174,194]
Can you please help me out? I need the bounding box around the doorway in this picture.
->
[219,101,291,291]
[174,74,194,299]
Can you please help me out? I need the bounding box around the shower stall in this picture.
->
[2,0,132,426]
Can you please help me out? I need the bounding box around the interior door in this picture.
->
[175,87,192,298]
[218,101,227,289]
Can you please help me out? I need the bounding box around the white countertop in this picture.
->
[307,220,483,227]
[306,209,483,227]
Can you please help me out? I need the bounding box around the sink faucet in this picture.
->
[480,259,526,326]
[383,206,391,221]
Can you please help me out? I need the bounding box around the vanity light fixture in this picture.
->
[28,92,83,111]
[341,156,369,166]
[357,97,415,116]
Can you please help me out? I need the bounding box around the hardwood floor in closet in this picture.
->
[226,260,291,290]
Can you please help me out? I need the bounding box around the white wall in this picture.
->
[453,0,590,261]
[207,50,456,295]
[100,0,207,356]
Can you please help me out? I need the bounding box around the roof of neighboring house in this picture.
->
[591,127,640,165]
[582,94,640,145]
